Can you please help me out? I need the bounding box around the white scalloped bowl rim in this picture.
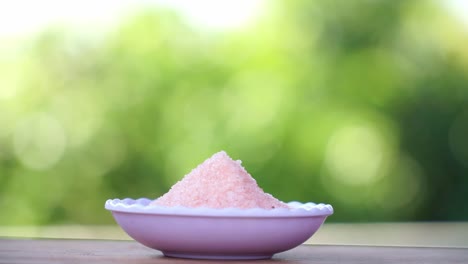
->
[105,198,333,217]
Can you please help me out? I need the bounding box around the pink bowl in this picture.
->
[105,198,333,260]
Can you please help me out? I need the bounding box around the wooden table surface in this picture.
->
[1,238,467,264]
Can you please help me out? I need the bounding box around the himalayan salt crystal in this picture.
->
[151,151,289,209]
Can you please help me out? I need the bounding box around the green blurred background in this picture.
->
[1,0,468,226]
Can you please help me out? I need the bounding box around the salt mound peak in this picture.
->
[152,151,288,209]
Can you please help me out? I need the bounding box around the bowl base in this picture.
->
[163,251,273,260]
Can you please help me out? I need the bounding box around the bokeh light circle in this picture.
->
[13,112,67,170]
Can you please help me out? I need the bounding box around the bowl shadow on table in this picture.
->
[150,254,288,262]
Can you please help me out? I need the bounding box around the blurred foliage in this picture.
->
[1,0,468,225]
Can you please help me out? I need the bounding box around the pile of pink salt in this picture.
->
[151,151,289,209]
